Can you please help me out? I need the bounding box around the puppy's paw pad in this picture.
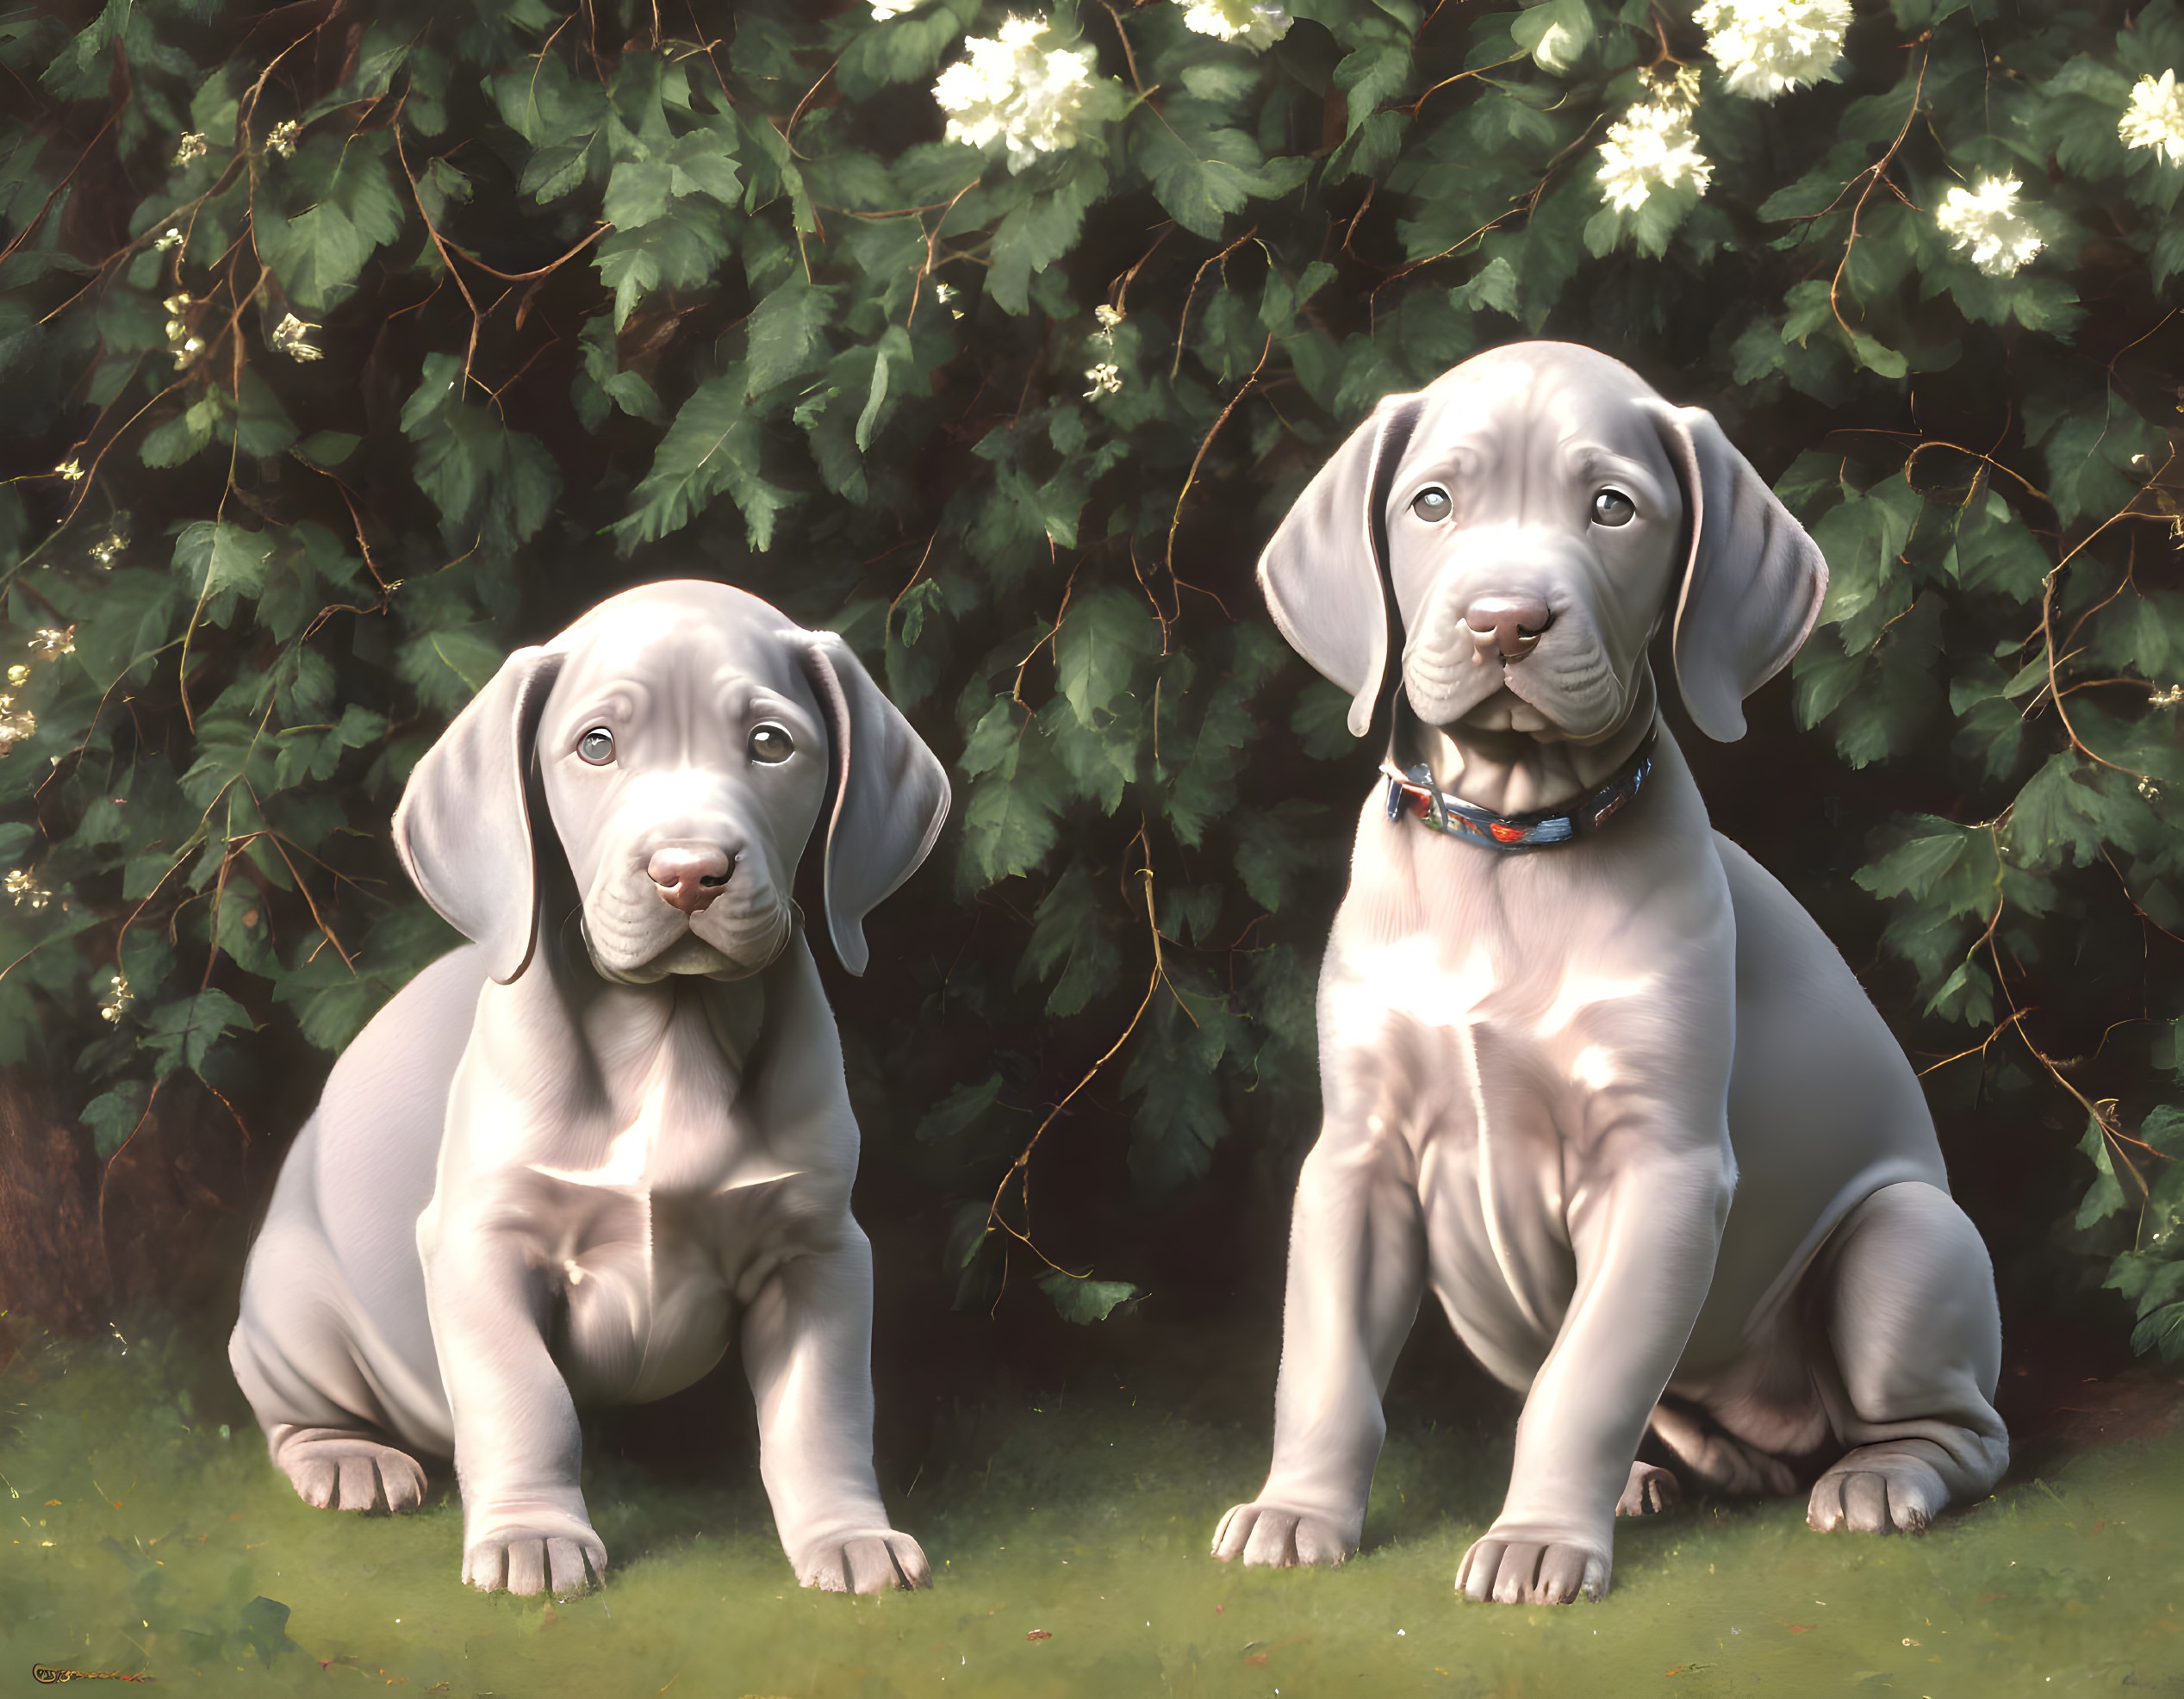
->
[1458,1531,1608,1605]
[1210,1503,1354,1568]
[798,1529,931,1593]
[463,1527,607,1596]
[1616,1462,1683,1518]
[273,1431,426,1514]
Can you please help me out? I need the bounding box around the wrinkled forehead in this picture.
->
[545,592,813,723]
[1398,347,1677,489]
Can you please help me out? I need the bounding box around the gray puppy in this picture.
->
[230,580,947,1596]
[1213,343,2007,1604]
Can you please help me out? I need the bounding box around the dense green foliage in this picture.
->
[0,0,2178,1341]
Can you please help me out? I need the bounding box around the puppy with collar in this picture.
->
[1213,343,2007,1604]
[229,581,947,1596]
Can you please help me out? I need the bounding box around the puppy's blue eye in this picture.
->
[1592,489,1636,526]
[749,723,793,765]
[577,727,615,765]
[1411,486,1453,523]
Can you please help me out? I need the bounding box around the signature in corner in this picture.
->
[31,1666,152,1684]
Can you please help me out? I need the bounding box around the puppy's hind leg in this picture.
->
[1213,1129,1425,1568]
[229,1156,431,1516]
[1805,1181,2008,1535]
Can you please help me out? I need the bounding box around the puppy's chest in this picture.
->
[528,1039,775,1200]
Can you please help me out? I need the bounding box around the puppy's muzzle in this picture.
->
[648,844,736,915]
[1465,594,1553,661]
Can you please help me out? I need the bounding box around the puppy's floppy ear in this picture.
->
[790,631,951,977]
[392,644,566,985]
[1641,398,1829,743]
[1257,390,1426,737]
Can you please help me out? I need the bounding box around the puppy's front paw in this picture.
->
[1457,1527,1609,1604]
[462,1509,607,1596]
[797,1528,931,1593]
[1210,1502,1356,1567]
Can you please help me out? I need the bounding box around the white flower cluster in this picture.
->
[870,0,921,17]
[1694,0,1852,102]
[272,312,324,363]
[1935,176,2043,277]
[2119,68,2184,167]
[1596,97,1714,213]
[934,16,1105,171]
[1180,0,1291,51]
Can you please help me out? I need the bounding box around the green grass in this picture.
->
[3,1325,2181,1697]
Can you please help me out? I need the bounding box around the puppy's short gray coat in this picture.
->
[1213,343,2007,1604]
[230,581,947,1596]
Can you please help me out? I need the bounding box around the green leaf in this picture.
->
[293,430,359,465]
[82,1082,152,1161]
[1036,1270,1141,1323]
[1510,0,1592,72]
[2009,752,2125,869]
[2076,1119,2129,1228]
[1054,585,1160,725]
[399,355,561,557]
[173,520,275,600]
[913,1073,1003,1143]
[257,134,407,314]
[397,625,506,714]
[989,159,1104,316]
[745,277,834,395]
[137,986,256,1079]
[1944,489,2050,603]
[1235,800,1332,913]
[1020,861,1123,1017]
[613,368,796,553]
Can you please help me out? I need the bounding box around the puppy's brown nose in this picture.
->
[648,846,732,914]
[1465,594,1553,660]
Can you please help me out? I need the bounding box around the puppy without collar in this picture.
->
[229,581,948,1597]
[1214,342,2007,1604]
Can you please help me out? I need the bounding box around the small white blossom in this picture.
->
[173,132,208,165]
[934,281,956,303]
[1180,0,1291,51]
[98,970,134,1023]
[53,457,84,482]
[0,695,34,754]
[4,869,51,912]
[29,626,76,659]
[934,16,1111,171]
[171,335,204,370]
[1695,0,1852,102]
[1094,304,1123,330]
[1639,65,1704,109]
[2119,69,2184,167]
[265,119,300,159]
[153,226,184,252]
[1084,362,1123,398]
[1596,102,1714,212]
[271,312,324,363]
[872,0,924,15]
[5,665,25,686]
[1936,176,2043,277]
[89,529,126,569]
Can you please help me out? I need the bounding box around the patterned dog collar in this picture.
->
[1378,725,1658,850]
